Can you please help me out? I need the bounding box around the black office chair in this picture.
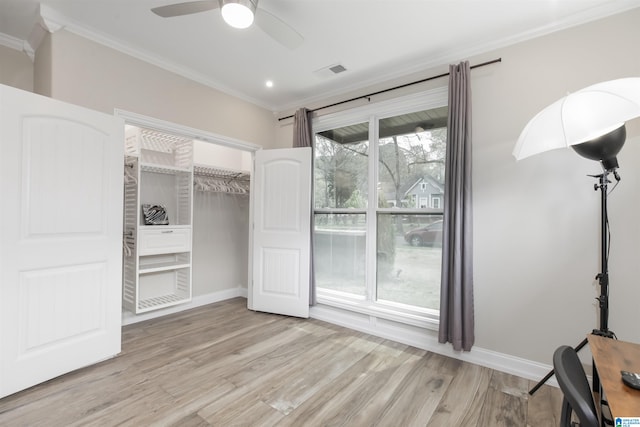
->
[553,345,599,427]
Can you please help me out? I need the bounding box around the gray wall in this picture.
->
[472,9,640,364]
[35,30,277,149]
[192,191,250,295]
[0,45,33,91]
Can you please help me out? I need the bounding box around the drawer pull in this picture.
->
[161,230,174,234]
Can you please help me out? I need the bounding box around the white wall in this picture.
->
[194,140,251,172]
[283,8,640,368]
[193,191,250,295]
[0,45,33,91]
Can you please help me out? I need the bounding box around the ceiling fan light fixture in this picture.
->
[220,0,257,29]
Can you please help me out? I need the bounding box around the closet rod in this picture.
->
[278,58,501,121]
[193,165,250,182]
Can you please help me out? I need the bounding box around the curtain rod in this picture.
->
[278,58,501,121]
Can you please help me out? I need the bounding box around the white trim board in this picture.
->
[310,303,560,388]
[0,32,23,51]
[114,109,260,153]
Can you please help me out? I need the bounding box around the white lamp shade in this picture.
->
[513,78,640,160]
[221,0,256,29]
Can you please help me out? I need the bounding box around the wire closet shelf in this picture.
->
[193,164,250,194]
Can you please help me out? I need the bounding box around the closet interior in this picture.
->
[122,125,251,320]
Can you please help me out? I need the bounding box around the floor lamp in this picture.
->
[512,78,640,395]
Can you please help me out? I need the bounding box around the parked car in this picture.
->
[404,221,443,247]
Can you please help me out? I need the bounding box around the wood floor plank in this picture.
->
[167,413,211,427]
[374,353,454,427]
[222,328,355,389]
[0,298,562,426]
[344,346,429,426]
[278,340,420,426]
[267,342,410,426]
[476,370,529,426]
[526,382,564,427]
[426,359,492,426]
[249,332,384,414]
[197,384,285,426]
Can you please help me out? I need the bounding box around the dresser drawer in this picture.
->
[139,228,191,255]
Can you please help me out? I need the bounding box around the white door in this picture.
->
[251,147,311,318]
[0,85,124,398]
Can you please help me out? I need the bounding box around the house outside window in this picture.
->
[312,88,447,325]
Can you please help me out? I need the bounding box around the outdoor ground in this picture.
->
[317,236,441,310]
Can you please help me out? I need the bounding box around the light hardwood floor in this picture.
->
[0,298,563,426]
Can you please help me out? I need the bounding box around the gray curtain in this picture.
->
[293,108,313,148]
[293,108,316,305]
[438,61,475,351]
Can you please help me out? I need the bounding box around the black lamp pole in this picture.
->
[595,172,614,336]
[528,125,624,396]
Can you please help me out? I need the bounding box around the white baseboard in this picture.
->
[122,287,248,326]
[310,303,558,388]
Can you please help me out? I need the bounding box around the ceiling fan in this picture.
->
[151,0,304,50]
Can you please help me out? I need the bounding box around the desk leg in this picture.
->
[593,361,602,426]
[593,361,612,427]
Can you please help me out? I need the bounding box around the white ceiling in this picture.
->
[1,0,639,113]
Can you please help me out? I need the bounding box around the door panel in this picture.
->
[23,117,108,236]
[251,148,311,318]
[0,84,123,398]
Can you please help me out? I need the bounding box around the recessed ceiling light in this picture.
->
[265,80,274,88]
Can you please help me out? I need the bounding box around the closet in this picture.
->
[118,116,310,323]
[192,164,250,299]
[121,121,253,320]
[122,127,194,314]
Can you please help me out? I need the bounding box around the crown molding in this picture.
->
[18,4,67,61]
[0,32,24,51]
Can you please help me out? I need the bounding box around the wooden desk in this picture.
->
[588,334,640,418]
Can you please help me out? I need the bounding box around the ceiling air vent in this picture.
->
[313,63,348,78]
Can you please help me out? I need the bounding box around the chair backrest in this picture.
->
[553,345,599,427]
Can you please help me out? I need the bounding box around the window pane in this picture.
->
[377,108,447,208]
[314,123,369,209]
[314,213,366,297]
[376,214,442,310]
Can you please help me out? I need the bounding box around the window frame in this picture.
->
[312,87,448,330]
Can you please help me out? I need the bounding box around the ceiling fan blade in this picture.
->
[255,8,303,50]
[151,0,220,18]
